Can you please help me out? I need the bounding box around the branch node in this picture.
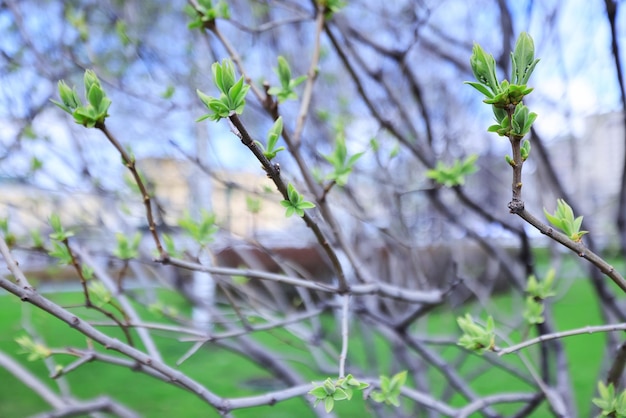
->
[507,199,524,213]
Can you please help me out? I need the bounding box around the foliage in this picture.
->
[88,281,113,308]
[317,0,347,18]
[457,314,496,354]
[15,336,51,362]
[267,57,307,103]
[255,117,286,160]
[245,196,262,214]
[593,382,626,417]
[426,155,478,187]
[280,183,316,217]
[322,128,364,186]
[186,0,230,29]
[523,269,556,324]
[179,210,219,246]
[197,59,250,121]
[544,199,589,242]
[48,213,73,241]
[369,371,407,407]
[0,217,15,247]
[113,232,141,260]
[309,374,369,413]
[51,70,111,128]
[467,32,538,140]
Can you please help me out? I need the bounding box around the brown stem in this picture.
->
[509,136,524,206]
[63,239,134,345]
[515,208,626,293]
[96,123,166,259]
[228,114,349,292]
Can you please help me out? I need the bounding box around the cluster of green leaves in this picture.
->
[15,335,51,362]
[179,210,219,246]
[185,0,230,29]
[457,314,495,355]
[593,382,626,417]
[309,374,369,413]
[322,129,364,186]
[523,269,557,324]
[113,232,141,260]
[30,156,43,174]
[490,103,537,141]
[370,371,407,407]
[245,196,262,214]
[280,183,316,217]
[466,33,538,140]
[65,7,88,42]
[48,214,74,265]
[426,155,478,187]
[544,199,588,242]
[52,70,111,128]
[267,56,306,103]
[0,217,16,247]
[49,214,73,242]
[88,281,113,308]
[197,59,250,122]
[317,0,347,18]
[255,117,285,160]
[161,233,182,258]
[148,301,180,318]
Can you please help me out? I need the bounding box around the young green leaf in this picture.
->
[511,32,540,85]
[322,132,364,186]
[309,375,369,413]
[457,314,495,354]
[370,371,407,407]
[267,56,307,103]
[49,213,74,241]
[255,117,285,160]
[51,70,111,127]
[197,59,249,121]
[179,210,219,246]
[280,184,316,218]
[426,155,478,187]
[544,199,588,242]
[467,43,500,97]
[48,241,72,265]
[16,335,51,362]
[113,232,141,260]
[89,280,112,307]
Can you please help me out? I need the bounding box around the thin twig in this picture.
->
[229,113,348,291]
[455,392,539,418]
[164,256,442,303]
[96,123,166,259]
[499,323,626,356]
[0,234,34,289]
[292,6,325,147]
[338,294,350,377]
[515,208,626,293]
[63,243,135,347]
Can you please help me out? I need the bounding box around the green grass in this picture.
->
[0,266,616,417]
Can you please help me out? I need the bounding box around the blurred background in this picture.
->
[1,0,626,416]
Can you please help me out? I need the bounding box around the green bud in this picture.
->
[57,80,82,110]
[511,32,540,85]
[83,70,102,95]
[212,59,237,95]
[521,140,531,161]
[469,43,500,96]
